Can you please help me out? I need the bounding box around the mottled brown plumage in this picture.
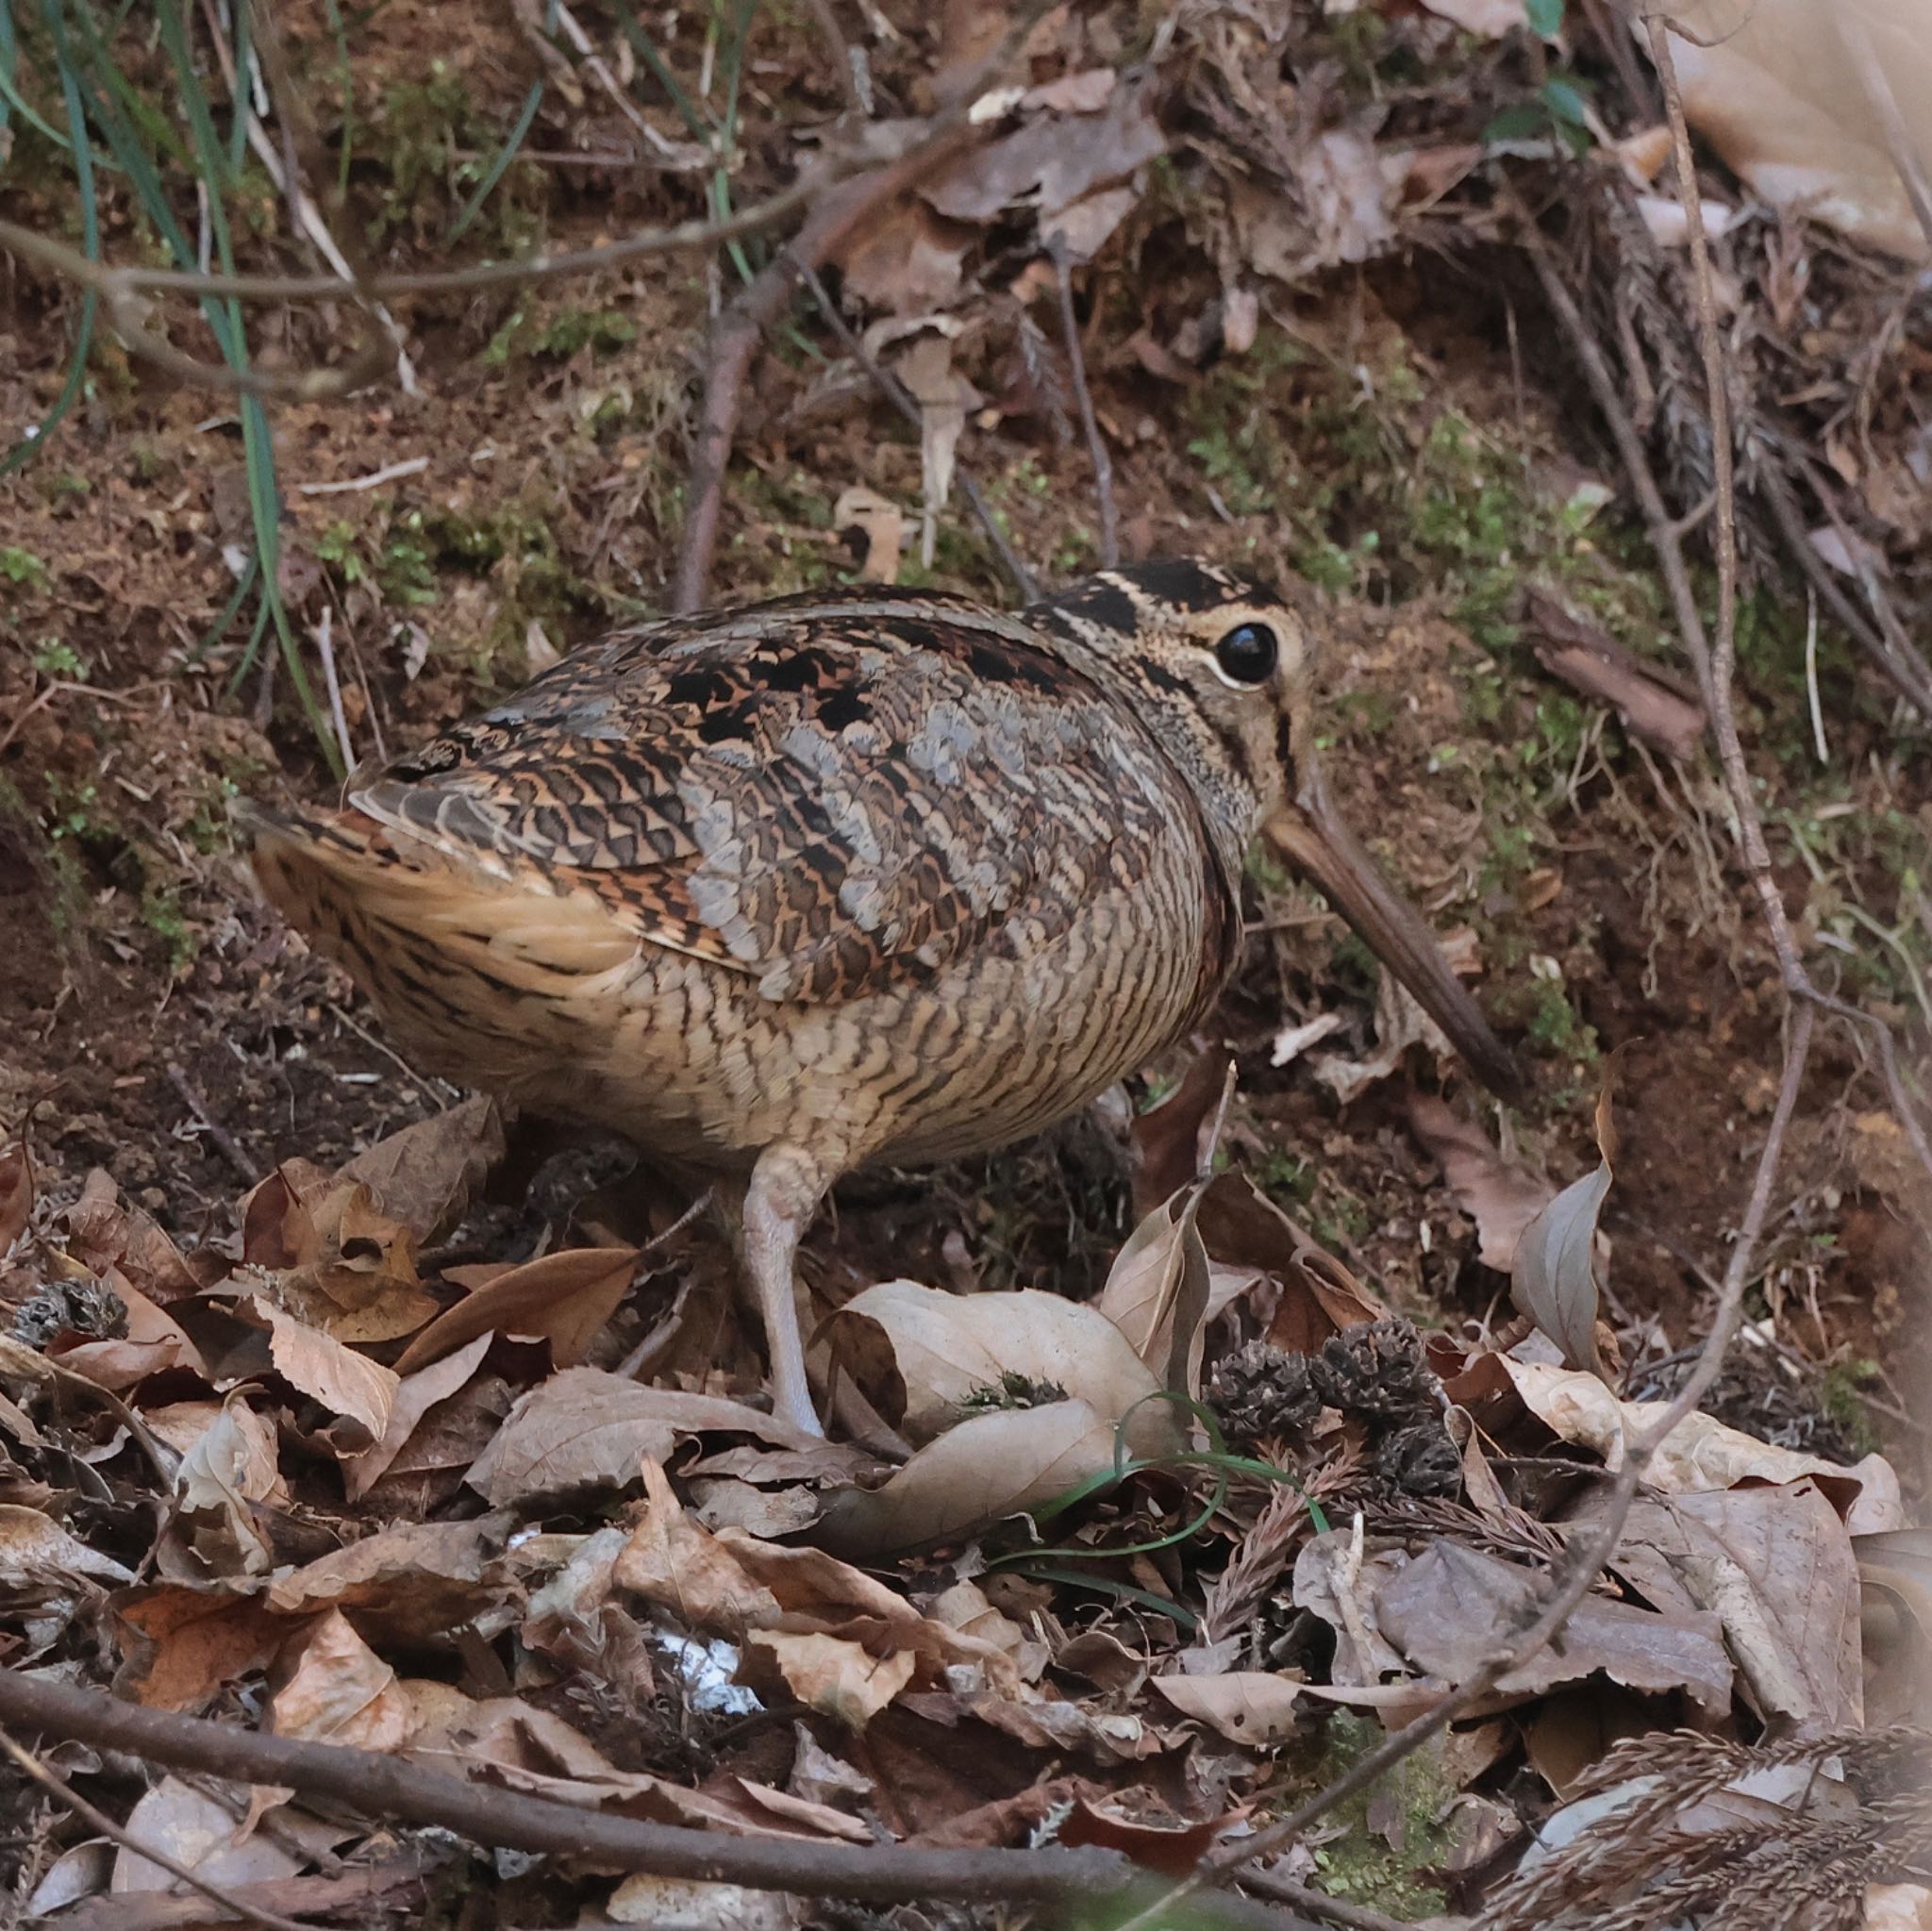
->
[250,562,1516,1434]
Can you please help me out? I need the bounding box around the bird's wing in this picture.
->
[348,591,1216,1003]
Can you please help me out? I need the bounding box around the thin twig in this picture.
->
[1244,1870,1414,1931]
[237,0,419,394]
[1050,240,1120,569]
[0,1672,1317,1931]
[1757,464,1932,720]
[312,606,356,776]
[0,164,824,303]
[1507,184,1712,707]
[292,457,431,495]
[0,1726,313,1931]
[799,267,1039,601]
[165,1063,260,1186]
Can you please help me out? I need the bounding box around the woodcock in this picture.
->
[250,562,1520,1436]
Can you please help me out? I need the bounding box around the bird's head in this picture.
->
[1032,561,1523,1097]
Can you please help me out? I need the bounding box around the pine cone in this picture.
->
[1207,1339,1320,1447]
[1374,1419,1461,1496]
[1309,1319,1434,1421]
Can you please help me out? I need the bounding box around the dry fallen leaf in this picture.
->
[824,1279,1173,1451]
[1407,1092,1552,1273]
[1375,1539,1734,1713]
[260,1304,398,1446]
[1509,1065,1620,1378]
[831,486,905,584]
[1605,1484,1863,1728]
[393,1244,638,1374]
[1500,1358,1907,1531]
[336,1096,507,1242]
[1095,1186,1213,1399]
[468,1370,818,1507]
[616,1459,1016,1715]
[815,1396,1137,1560]
[109,1777,303,1895]
[1149,1670,1305,1746]
[267,1606,414,1752]
[0,1141,31,1257]
[1658,0,1931,262]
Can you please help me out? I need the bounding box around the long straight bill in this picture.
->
[1265,779,1524,1099]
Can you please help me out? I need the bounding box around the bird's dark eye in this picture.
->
[1213,622,1277,686]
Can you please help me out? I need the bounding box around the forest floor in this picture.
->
[0,2,1927,1926]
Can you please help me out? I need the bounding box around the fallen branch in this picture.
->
[0,168,824,306]
[0,1670,1317,1931]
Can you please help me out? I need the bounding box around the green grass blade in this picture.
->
[611,0,711,141]
[0,0,99,476]
[447,76,541,241]
[321,0,352,197]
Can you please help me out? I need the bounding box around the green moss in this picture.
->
[141,886,195,974]
[1,546,50,589]
[1819,1356,1882,1458]
[482,305,641,368]
[1292,1712,1454,1921]
[31,638,85,678]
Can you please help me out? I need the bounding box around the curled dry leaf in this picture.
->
[832,486,906,585]
[265,1515,512,1644]
[242,1165,436,1342]
[1095,1186,1212,1399]
[1500,1358,1907,1532]
[616,1459,1019,1720]
[64,1173,200,1301]
[1509,1063,1620,1378]
[824,1279,1174,1451]
[1375,1540,1734,1714]
[0,1502,135,1590]
[110,1776,303,1896]
[1658,0,1932,262]
[815,1396,1136,1561]
[1607,1484,1863,1729]
[1195,1171,1386,1353]
[267,1606,414,1753]
[392,1244,639,1375]
[46,1274,201,1391]
[1857,1528,1932,1725]
[344,1332,491,1503]
[818,1277,1183,1559]
[164,1398,284,1581]
[113,1585,290,1709]
[1128,1052,1233,1219]
[741,1629,917,1729]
